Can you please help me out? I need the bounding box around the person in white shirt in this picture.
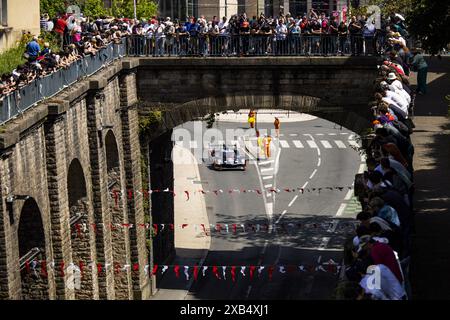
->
[384,89,409,112]
[360,264,406,300]
[381,81,411,104]
[375,92,408,119]
[218,17,229,35]
[155,22,166,56]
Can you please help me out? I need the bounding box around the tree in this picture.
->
[406,0,450,54]
[40,0,71,17]
[111,0,158,19]
[82,0,108,18]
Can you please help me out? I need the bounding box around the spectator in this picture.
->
[25,36,41,62]
[410,48,428,94]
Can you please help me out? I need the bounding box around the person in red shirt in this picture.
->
[54,14,68,50]
[361,237,403,283]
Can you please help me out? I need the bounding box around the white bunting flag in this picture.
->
[160,224,165,231]
[240,266,246,277]
[202,266,208,277]
[144,265,149,275]
[161,265,168,274]
[256,224,260,232]
[258,266,265,275]
[279,266,286,273]
[122,264,130,271]
[299,265,306,272]
[184,266,190,280]
[222,266,227,280]
[225,224,229,233]
[82,223,87,232]
[240,224,245,232]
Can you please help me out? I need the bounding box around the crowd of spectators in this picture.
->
[338,18,428,300]
[1,9,415,100]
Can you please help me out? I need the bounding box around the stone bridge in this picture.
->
[0,57,377,299]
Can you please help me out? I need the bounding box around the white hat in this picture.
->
[387,73,397,80]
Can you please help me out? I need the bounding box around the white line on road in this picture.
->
[259,160,274,165]
[344,189,353,200]
[302,181,309,189]
[335,203,347,217]
[262,175,273,180]
[317,157,321,167]
[348,134,354,140]
[292,140,304,148]
[264,184,273,188]
[328,133,337,136]
[306,140,318,148]
[340,132,349,135]
[316,133,324,136]
[320,140,332,149]
[288,195,298,207]
[348,140,359,148]
[309,169,317,179]
[334,140,347,148]
[279,140,289,148]
[261,168,274,172]
[289,133,298,137]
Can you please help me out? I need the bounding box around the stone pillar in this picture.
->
[150,130,175,264]
[119,71,151,299]
[44,104,75,300]
[0,168,10,299]
[86,91,115,300]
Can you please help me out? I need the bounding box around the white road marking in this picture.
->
[259,160,274,166]
[316,133,324,136]
[267,193,272,197]
[334,140,347,148]
[264,184,273,188]
[335,203,347,217]
[279,140,289,148]
[358,163,366,173]
[320,140,332,149]
[344,189,353,200]
[328,133,337,136]
[360,154,366,162]
[317,157,321,166]
[309,169,317,179]
[302,181,309,189]
[289,133,298,137]
[340,133,349,135]
[348,135,354,140]
[306,140,318,148]
[288,195,298,207]
[348,140,359,148]
[262,175,273,180]
[275,210,288,224]
[293,140,304,148]
[261,167,274,172]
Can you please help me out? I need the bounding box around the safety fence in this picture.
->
[126,34,380,57]
[0,39,126,126]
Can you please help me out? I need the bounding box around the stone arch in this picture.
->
[18,198,49,300]
[105,130,130,299]
[143,94,371,136]
[67,158,94,299]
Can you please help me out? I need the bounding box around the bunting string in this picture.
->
[20,260,343,281]
[70,221,357,236]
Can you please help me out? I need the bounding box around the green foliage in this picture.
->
[82,0,108,19]
[139,110,163,134]
[40,0,68,17]
[349,0,413,18]
[205,113,216,128]
[110,0,158,19]
[0,44,26,75]
[406,0,450,54]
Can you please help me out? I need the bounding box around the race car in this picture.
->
[208,143,247,171]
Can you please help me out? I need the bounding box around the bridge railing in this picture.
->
[0,39,126,126]
[126,34,379,57]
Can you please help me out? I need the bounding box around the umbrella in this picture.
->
[395,13,405,21]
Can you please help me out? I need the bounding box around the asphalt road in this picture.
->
[173,115,361,300]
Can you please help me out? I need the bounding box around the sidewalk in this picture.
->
[409,56,450,299]
[150,145,210,300]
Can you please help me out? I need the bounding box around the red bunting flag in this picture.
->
[75,223,81,237]
[97,263,102,274]
[169,224,174,231]
[182,224,188,229]
[153,224,158,235]
[133,263,139,272]
[249,266,256,280]
[91,223,97,234]
[212,266,220,279]
[78,261,83,279]
[152,264,158,276]
[184,191,190,201]
[115,263,121,274]
[60,261,65,277]
[40,260,48,277]
[232,224,237,233]
[174,265,180,278]
[24,260,30,273]
[200,224,206,234]
[193,265,199,281]
[128,189,133,200]
[268,266,275,281]
[231,266,236,282]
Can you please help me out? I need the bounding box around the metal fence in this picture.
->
[126,34,380,57]
[0,39,126,125]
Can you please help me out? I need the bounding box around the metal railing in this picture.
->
[0,39,126,126]
[126,34,380,57]
[1,34,381,126]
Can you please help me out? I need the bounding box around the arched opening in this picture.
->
[105,130,129,299]
[18,198,49,299]
[67,158,93,299]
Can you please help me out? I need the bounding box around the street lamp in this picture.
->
[134,0,137,20]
